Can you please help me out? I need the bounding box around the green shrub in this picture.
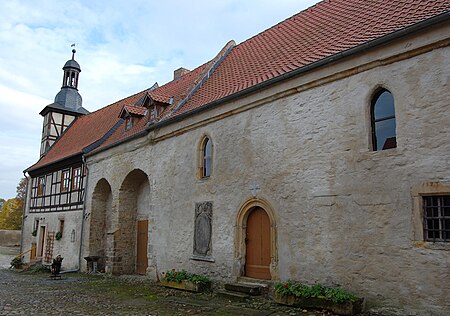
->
[162,269,211,286]
[55,231,62,240]
[31,265,50,273]
[274,281,356,303]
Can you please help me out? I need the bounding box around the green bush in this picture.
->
[274,281,356,303]
[162,269,211,286]
[55,231,62,240]
[30,265,50,273]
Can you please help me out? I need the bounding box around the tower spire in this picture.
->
[39,47,88,156]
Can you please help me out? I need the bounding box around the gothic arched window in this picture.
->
[200,137,212,178]
[371,89,397,151]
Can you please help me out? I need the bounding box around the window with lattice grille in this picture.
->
[423,196,450,242]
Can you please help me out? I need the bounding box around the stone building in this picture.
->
[22,0,450,314]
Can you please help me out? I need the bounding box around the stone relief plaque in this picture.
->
[193,201,213,259]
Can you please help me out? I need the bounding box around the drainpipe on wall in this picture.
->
[19,172,30,255]
[61,155,89,274]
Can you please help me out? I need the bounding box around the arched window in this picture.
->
[201,137,212,178]
[371,89,397,151]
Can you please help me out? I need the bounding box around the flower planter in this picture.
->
[160,279,211,293]
[274,292,364,316]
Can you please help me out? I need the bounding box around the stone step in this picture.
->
[217,290,250,302]
[225,283,263,296]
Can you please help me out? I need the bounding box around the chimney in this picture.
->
[174,67,190,80]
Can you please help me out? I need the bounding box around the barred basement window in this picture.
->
[423,196,450,242]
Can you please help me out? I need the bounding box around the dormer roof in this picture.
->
[119,105,147,118]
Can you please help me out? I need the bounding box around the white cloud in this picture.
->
[0,0,318,198]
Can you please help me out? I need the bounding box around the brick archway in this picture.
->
[89,178,112,272]
[114,169,149,275]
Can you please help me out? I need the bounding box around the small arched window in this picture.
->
[371,89,397,151]
[202,137,212,178]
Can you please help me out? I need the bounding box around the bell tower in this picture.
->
[61,49,81,90]
[39,48,89,156]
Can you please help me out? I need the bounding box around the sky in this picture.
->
[0,0,319,199]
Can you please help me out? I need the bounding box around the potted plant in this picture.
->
[273,281,364,315]
[10,257,23,269]
[160,269,211,292]
[55,231,62,240]
[31,229,37,237]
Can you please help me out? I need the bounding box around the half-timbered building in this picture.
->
[23,50,90,265]
[22,0,450,314]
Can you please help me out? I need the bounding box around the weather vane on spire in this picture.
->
[71,43,76,59]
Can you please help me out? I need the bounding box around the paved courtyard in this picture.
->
[0,247,378,316]
[0,269,341,316]
[0,246,20,269]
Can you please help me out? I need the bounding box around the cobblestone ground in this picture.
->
[0,246,20,269]
[0,269,367,316]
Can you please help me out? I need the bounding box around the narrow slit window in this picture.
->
[371,89,397,151]
[59,219,65,235]
[202,138,212,178]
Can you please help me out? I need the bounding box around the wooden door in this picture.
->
[245,207,271,279]
[136,220,148,275]
[30,242,36,260]
[39,227,46,257]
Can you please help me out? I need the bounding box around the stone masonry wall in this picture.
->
[85,42,450,315]
[22,209,83,270]
[0,230,21,247]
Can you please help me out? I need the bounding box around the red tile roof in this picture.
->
[27,0,450,171]
[27,91,146,171]
[28,59,211,171]
[173,0,450,115]
[96,61,211,150]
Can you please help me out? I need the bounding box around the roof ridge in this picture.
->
[83,87,153,117]
[82,119,124,153]
[173,40,236,113]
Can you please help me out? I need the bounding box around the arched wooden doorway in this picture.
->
[245,207,271,279]
[235,198,278,280]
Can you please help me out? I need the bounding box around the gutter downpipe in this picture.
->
[19,172,29,256]
[61,154,88,274]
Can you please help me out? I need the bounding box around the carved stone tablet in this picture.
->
[193,202,212,257]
